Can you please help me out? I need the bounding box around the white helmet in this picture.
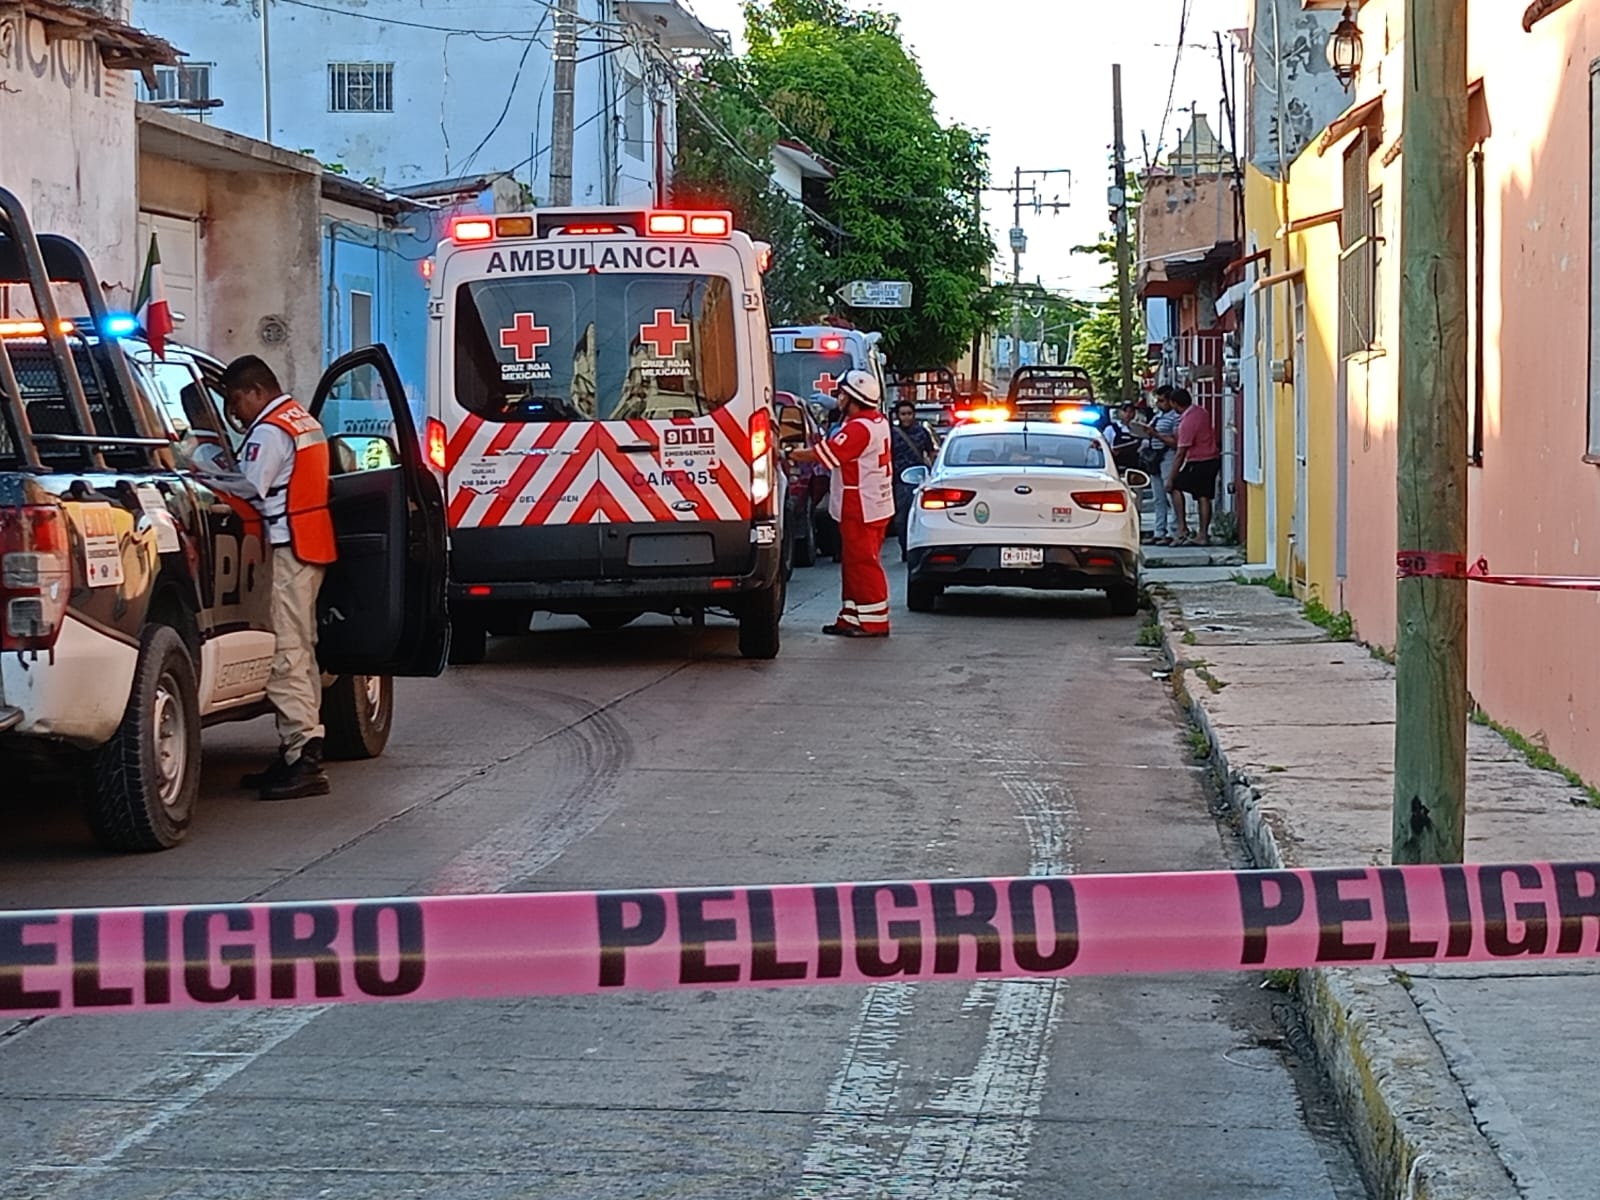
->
[834,368,882,409]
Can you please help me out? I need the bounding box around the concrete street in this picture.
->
[1,561,1367,1199]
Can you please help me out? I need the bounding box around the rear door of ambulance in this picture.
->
[435,213,765,589]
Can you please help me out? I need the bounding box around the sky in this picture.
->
[681,0,1247,297]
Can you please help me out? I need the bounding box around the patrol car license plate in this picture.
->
[1001,547,1044,568]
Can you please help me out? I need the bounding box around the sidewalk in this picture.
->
[1153,576,1600,1200]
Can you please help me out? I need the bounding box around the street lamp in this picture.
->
[1327,4,1363,91]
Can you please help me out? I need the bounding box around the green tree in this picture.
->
[1071,302,1146,402]
[683,1,994,366]
[671,62,830,323]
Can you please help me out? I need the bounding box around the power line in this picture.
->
[454,16,554,179]
[272,0,627,38]
[1150,0,1193,167]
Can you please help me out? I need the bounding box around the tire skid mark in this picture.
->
[10,673,678,1193]
[791,751,1075,1199]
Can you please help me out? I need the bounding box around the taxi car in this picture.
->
[901,419,1148,616]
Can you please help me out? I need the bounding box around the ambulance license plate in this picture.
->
[1001,547,1044,568]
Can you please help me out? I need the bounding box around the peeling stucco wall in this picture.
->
[1249,0,1350,177]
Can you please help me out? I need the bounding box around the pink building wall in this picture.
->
[1339,2,1600,783]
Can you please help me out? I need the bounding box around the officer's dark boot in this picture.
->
[240,737,324,791]
[254,738,329,801]
[240,750,289,790]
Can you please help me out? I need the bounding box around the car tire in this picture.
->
[322,673,393,760]
[906,580,940,613]
[738,579,784,660]
[448,618,488,665]
[1106,583,1140,616]
[87,625,200,853]
[581,611,641,631]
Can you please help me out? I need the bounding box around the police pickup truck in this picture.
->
[0,187,447,851]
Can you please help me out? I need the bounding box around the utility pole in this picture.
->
[971,183,984,390]
[260,0,273,142]
[992,168,1070,378]
[1010,166,1024,374]
[1111,64,1137,406]
[549,0,579,205]
[1393,0,1469,864]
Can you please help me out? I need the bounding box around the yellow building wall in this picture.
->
[1282,144,1343,606]
[1241,164,1280,567]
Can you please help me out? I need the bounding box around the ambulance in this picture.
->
[424,207,787,662]
[770,324,888,416]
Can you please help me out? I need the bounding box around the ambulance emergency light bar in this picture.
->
[790,336,846,352]
[451,210,735,245]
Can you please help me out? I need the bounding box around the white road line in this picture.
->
[792,762,1074,1198]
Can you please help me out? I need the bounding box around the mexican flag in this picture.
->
[134,232,174,360]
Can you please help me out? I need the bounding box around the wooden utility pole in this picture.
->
[1393,0,1469,864]
[1111,64,1137,405]
[549,0,579,205]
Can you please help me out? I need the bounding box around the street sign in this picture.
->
[838,280,913,309]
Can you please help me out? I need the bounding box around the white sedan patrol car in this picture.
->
[901,419,1148,615]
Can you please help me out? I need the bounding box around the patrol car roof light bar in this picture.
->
[0,187,97,470]
[37,232,168,457]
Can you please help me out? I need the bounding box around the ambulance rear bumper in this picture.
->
[447,519,783,608]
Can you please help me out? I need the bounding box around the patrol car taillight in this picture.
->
[0,505,70,653]
[1071,490,1128,513]
[920,488,977,510]
[425,418,448,472]
[451,219,495,244]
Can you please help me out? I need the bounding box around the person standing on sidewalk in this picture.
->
[220,355,338,800]
[786,370,894,637]
[890,399,935,560]
[1142,387,1183,545]
[1169,386,1222,547]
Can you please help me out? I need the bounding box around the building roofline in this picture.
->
[12,0,181,85]
[136,104,322,176]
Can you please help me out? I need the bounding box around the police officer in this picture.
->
[788,369,894,637]
[220,355,339,800]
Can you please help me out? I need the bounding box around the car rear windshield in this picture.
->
[455,273,739,423]
[945,431,1105,470]
[774,351,852,402]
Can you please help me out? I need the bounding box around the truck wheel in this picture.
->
[906,580,940,613]
[581,611,641,631]
[449,618,487,665]
[738,580,784,660]
[88,626,200,852]
[322,674,393,760]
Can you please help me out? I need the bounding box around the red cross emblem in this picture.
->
[499,313,551,362]
[812,372,840,395]
[639,308,691,358]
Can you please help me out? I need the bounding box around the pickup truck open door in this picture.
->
[310,345,449,677]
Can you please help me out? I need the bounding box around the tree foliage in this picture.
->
[673,1,993,366]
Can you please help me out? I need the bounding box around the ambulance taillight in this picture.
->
[425,418,448,471]
[749,409,775,513]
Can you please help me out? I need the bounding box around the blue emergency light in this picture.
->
[1055,404,1103,426]
[102,314,138,337]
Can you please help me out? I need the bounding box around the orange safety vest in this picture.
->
[261,399,337,565]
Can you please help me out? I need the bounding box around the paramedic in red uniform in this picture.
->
[787,369,894,637]
[219,355,339,801]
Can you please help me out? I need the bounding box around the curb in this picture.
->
[1149,593,1517,1200]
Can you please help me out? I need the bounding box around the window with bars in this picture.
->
[328,63,394,113]
[143,64,212,103]
[1339,132,1379,356]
